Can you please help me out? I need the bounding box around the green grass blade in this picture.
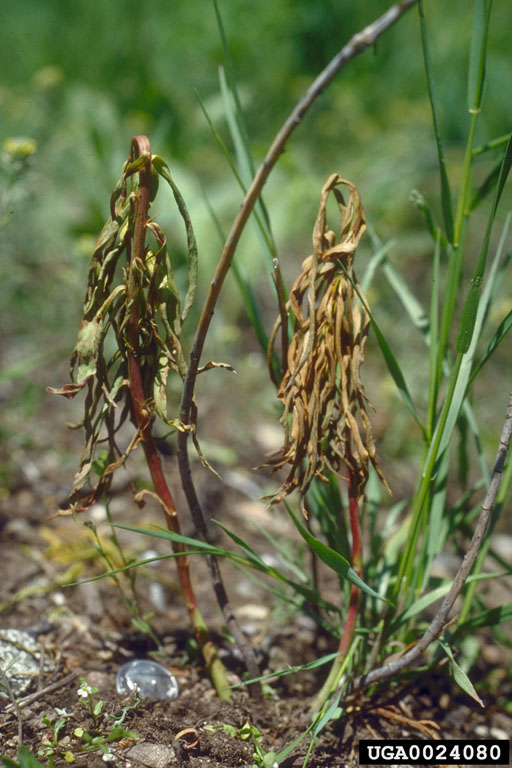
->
[211,519,266,564]
[213,519,341,612]
[453,0,492,247]
[382,258,430,340]
[390,571,510,633]
[201,182,270,354]
[427,232,441,437]
[469,155,502,211]
[217,66,276,266]
[467,0,491,112]
[418,1,454,242]
[360,236,394,293]
[473,132,512,157]
[456,135,512,355]
[456,601,512,633]
[68,521,340,611]
[341,259,424,434]
[249,520,309,583]
[218,66,252,187]
[213,0,276,264]
[368,308,424,435]
[195,90,245,188]
[230,652,340,689]
[151,155,198,323]
[212,0,253,175]
[286,505,392,605]
[430,139,512,466]
[470,308,512,386]
[438,638,484,706]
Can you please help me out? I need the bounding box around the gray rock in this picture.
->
[125,742,175,768]
[0,629,52,697]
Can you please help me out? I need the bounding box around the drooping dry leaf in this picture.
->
[263,174,389,507]
[48,142,209,510]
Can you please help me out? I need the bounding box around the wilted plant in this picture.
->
[263,174,390,709]
[265,174,389,506]
[48,135,232,698]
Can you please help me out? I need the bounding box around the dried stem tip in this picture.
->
[265,174,389,506]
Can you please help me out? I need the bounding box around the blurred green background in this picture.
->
[1,0,511,493]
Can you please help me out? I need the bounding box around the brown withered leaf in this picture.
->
[263,173,389,507]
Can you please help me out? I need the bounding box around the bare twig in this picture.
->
[3,671,79,713]
[180,0,419,428]
[177,0,419,690]
[176,430,262,692]
[348,390,512,695]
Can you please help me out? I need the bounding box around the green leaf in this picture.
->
[390,571,510,632]
[201,187,270,354]
[456,134,512,354]
[152,155,198,323]
[230,652,340,689]
[286,505,392,604]
[473,132,512,157]
[0,758,20,768]
[5,747,46,768]
[418,1,454,242]
[438,638,484,707]
[212,0,276,265]
[75,316,102,381]
[470,308,512,386]
[469,156,502,211]
[369,312,424,435]
[467,0,491,111]
[457,601,512,633]
[91,449,110,477]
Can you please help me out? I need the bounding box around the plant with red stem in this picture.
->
[48,136,232,699]
[264,174,389,711]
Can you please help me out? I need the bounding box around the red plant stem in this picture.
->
[125,140,195,619]
[339,483,362,657]
[311,463,362,712]
[124,138,229,696]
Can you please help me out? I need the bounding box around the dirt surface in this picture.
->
[1,378,511,767]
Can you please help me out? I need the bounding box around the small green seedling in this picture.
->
[72,678,140,759]
[203,721,277,768]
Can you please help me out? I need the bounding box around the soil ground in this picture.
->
[1,367,511,767]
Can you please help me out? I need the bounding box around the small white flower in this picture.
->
[102,751,116,762]
[77,683,93,698]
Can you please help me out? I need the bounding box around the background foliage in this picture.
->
[1,0,511,523]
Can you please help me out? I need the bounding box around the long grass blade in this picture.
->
[212,0,276,265]
[456,601,512,633]
[201,181,270,354]
[473,132,512,157]
[389,571,510,633]
[438,638,484,706]
[470,309,512,386]
[418,1,454,242]
[286,505,392,604]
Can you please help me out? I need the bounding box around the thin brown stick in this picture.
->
[179,0,419,432]
[348,390,512,696]
[3,672,79,713]
[177,0,419,684]
[176,430,262,693]
[126,137,231,700]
